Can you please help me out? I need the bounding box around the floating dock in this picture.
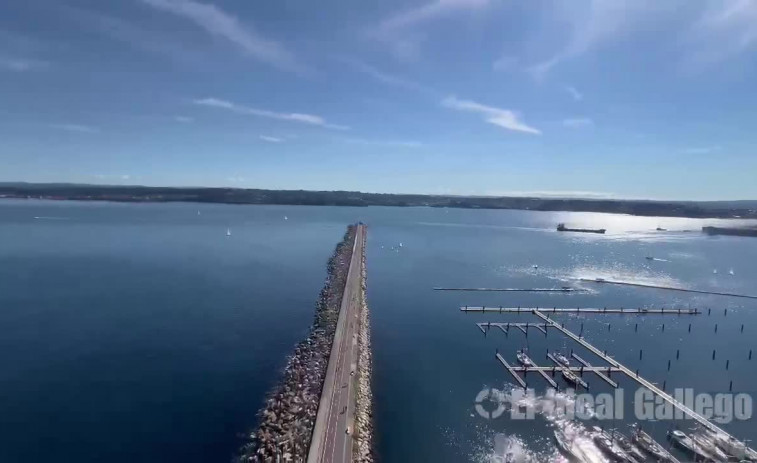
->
[496,353,527,388]
[531,309,739,440]
[462,306,700,315]
[477,322,550,335]
[435,287,583,292]
[570,353,618,388]
[580,278,757,300]
[469,303,752,454]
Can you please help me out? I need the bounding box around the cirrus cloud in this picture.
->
[193,97,349,130]
[441,96,541,135]
[139,0,302,72]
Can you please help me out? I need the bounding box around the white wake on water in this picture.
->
[470,386,611,463]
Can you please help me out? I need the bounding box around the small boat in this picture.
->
[516,350,534,367]
[656,227,667,231]
[645,256,654,260]
[728,268,735,275]
[561,369,581,386]
[554,429,585,462]
[554,353,571,367]
[632,427,680,462]
[226,228,231,237]
[595,277,606,283]
[607,430,647,463]
[532,264,538,269]
[197,210,201,216]
[592,427,637,462]
[399,242,403,247]
[557,223,606,234]
[689,432,730,462]
[713,269,718,274]
[708,430,757,461]
[284,215,288,220]
[667,430,714,462]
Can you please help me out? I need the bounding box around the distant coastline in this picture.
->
[2,182,756,219]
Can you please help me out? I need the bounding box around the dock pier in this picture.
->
[462,306,701,315]
[435,287,584,292]
[532,309,738,439]
[579,278,757,299]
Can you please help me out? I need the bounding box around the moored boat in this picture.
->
[631,426,680,462]
[517,350,534,367]
[554,353,571,367]
[667,430,717,462]
[708,430,757,461]
[554,429,586,462]
[607,430,647,463]
[561,369,581,386]
[591,427,638,462]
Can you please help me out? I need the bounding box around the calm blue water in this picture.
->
[1,200,756,462]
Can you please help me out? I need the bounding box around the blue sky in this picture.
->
[1,0,756,200]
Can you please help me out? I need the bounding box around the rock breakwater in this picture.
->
[238,225,357,463]
[354,231,374,463]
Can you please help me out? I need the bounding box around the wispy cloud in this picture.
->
[565,85,583,101]
[175,116,194,123]
[259,135,283,143]
[684,0,757,67]
[65,7,200,64]
[378,0,491,31]
[139,0,301,72]
[339,137,423,148]
[524,0,660,78]
[50,124,99,133]
[492,55,520,72]
[562,117,594,128]
[441,96,541,135]
[342,59,438,96]
[0,57,48,72]
[371,0,492,59]
[193,97,349,130]
[681,145,722,154]
[0,30,50,71]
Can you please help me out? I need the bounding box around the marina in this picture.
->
[467,306,755,457]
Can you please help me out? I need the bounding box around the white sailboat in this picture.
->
[226,228,231,237]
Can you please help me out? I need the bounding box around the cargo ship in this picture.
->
[557,223,606,234]
[702,226,757,237]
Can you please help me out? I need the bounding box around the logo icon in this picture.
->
[475,387,507,419]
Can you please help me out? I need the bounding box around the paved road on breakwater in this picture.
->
[308,224,366,463]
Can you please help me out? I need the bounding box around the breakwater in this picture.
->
[238,225,357,462]
[354,231,374,463]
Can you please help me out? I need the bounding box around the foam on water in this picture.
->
[467,385,613,463]
[567,264,683,289]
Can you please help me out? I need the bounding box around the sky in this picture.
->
[1,0,756,200]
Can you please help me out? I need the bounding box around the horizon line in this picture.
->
[2,181,757,203]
